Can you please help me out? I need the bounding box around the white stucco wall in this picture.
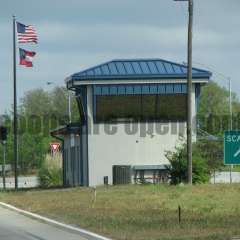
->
[87,85,197,186]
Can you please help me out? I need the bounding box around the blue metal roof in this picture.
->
[68,59,212,82]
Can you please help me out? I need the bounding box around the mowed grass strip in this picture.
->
[1,184,240,240]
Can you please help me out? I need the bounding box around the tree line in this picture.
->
[0,87,79,174]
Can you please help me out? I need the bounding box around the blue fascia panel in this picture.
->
[149,84,158,94]
[101,86,109,95]
[109,85,118,95]
[142,85,150,94]
[126,85,134,94]
[174,84,182,93]
[181,84,187,93]
[94,86,102,95]
[93,83,188,96]
[133,85,142,94]
[118,85,126,94]
[158,84,166,94]
[166,84,174,93]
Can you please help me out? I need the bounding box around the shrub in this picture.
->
[196,139,223,173]
[38,153,62,188]
[166,143,210,184]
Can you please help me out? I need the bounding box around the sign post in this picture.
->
[224,131,240,165]
[2,142,6,190]
[0,126,7,190]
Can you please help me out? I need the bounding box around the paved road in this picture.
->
[211,171,240,184]
[0,176,39,189]
[0,206,88,240]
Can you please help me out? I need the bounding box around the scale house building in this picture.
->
[51,59,211,187]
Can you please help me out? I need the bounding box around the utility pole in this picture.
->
[187,0,193,184]
[174,0,194,184]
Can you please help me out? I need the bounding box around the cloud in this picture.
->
[37,22,187,53]
[1,0,184,26]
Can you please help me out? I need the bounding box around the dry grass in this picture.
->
[44,153,62,169]
[38,153,63,187]
[1,184,240,240]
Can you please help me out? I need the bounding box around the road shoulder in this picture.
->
[0,202,111,240]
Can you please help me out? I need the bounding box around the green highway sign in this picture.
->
[224,131,240,165]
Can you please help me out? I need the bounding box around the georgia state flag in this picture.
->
[19,48,36,67]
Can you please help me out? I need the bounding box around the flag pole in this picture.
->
[13,15,18,190]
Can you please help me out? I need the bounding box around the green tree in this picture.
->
[166,143,210,184]
[198,80,240,135]
[20,88,53,116]
[0,85,80,175]
[197,80,240,172]
[197,140,223,173]
[50,86,79,124]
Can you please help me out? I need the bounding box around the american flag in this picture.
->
[17,22,38,44]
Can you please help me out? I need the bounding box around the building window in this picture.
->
[94,84,187,123]
[96,95,141,122]
[156,94,187,121]
[141,95,156,120]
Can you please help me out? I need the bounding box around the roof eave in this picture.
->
[71,73,211,81]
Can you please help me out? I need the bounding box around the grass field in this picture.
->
[1,184,240,240]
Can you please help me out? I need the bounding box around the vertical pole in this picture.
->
[229,78,233,183]
[178,205,181,224]
[3,142,6,190]
[13,15,18,190]
[187,0,193,184]
[213,169,216,184]
[230,166,232,184]
[229,78,233,130]
[68,91,72,123]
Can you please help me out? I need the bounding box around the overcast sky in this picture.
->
[0,0,239,114]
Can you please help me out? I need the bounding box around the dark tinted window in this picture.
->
[96,95,141,122]
[156,94,187,121]
[96,94,186,122]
